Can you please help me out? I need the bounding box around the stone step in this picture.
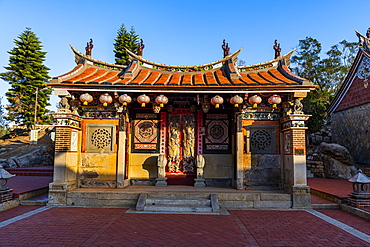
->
[146,198,211,206]
[143,204,213,213]
[311,203,340,209]
[136,193,219,214]
[20,193,48,206]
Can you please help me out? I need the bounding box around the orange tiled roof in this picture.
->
[48,45,315,91]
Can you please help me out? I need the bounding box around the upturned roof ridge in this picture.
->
[124,47,243,69]
[70,45,127,69]
[238,49,296,69]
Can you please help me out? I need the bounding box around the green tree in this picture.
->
[113,24,140,65]
[0,28,51,129]
[291,37,358,132]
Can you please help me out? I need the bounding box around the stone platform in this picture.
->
[50,186,293,210]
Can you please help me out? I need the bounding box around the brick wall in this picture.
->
[55,127,71,152]
[336,77,370,112]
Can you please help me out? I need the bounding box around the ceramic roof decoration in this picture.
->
[48,44,315,93]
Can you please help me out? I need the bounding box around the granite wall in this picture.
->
[331,102,370,166]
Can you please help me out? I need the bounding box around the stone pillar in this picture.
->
[281,115,311,208]
[117,131,128,188]
[236,114,244,189]
[48,113,81,206]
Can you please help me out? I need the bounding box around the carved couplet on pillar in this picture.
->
[236,114,244,189]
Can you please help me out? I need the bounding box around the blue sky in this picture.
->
[0,0,369,111]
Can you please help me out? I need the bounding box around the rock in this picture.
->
[316,142,354,166]
[2,146,53,168]
[314,142,357,179]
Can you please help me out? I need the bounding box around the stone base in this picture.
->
[0,188,13,203]
[155,178,167,187]
[292,186,311,209]
[47,182,77,206]
[194,178,205,187]
[348,198,370,208]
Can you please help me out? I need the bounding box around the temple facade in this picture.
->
[47,40,316,208]
[328,29,370,167]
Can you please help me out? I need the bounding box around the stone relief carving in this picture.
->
[182,115,195,172]
[168,115,181,172]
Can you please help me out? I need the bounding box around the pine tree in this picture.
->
[291,37,358,132]
[113,24,140,65]
[0,28,51,129]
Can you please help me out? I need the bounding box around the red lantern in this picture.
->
[99,93,113,106]
[248,95,262,108]
[137,94,150,107]
[155,94,168,107]
[80,93,93,105]
[268,94,282,108]
[118,94,132,106]
[230,95,244,107]
[210,95,224,108]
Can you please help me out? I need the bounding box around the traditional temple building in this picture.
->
[328,29,370,168]
[47,39,316,209]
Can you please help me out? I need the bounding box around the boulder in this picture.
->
[316,142,354,166]
[1,146,53,168]
[312,142,357,179]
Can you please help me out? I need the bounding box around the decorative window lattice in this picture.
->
[250,130,271,151]
[91,128,112,149]
[247,126,276,154]
[85,124,116,153]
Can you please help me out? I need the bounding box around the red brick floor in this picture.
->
[317,209,370,235]
[307,178,352,199]
[0,207,369,246]
[0,206,42,222]
[7,176,52,197]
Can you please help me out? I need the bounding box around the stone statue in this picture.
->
[273,40,281,59]
[196,155,205,179]
[293,98,303,114]
[58,96,71,112]
[156,154,168,187]
[157,154,167,178]
[194,155,206,187]
[85,39,94,56]
[137,39,145,56]
[222,39,230,57]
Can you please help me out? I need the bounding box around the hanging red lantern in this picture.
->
[80,93,93,105]
[118,94,132,106]
[99,93,113,106]
[248,95,262,108]
[137,94,150,107]
[268,94,282,108]
[230,95,244,107]
[155,94,168,107]
[210,95,224,108]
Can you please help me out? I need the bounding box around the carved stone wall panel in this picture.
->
[85,124,116,153]
[132,113,159,153]
[204,113,230,153]
[245,125,276,154]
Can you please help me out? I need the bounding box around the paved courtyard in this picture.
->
[1,206,369,246]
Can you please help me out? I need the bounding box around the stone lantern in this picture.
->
[347,170,370,208]
[0,165,15,203]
